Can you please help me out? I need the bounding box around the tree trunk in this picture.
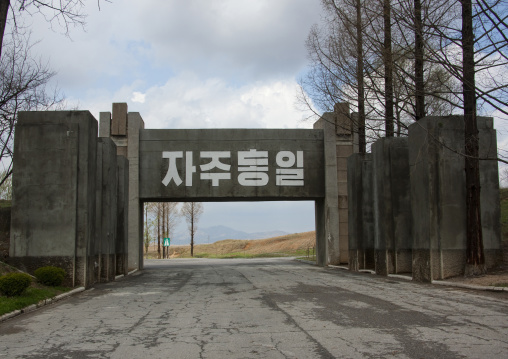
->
[383,0,394,137]
[190,204,194,257]
[0,0,9,61]
[162,203,166,259]
[462,0,485,276]
[145,205,148,256]
[157,204,161,259]
[414,0,424,120]
[356,0,366,153]
[164,203,168,259]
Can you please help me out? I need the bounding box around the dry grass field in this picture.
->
[144,231,317,260]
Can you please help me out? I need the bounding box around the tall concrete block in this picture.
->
[0,207,11,260]
[313,103,357,265]
[335,104,356,264]
[314,113,340,266]
[127,112,144,271]
[95,138,118,282]
[372,137,412,276]
[116,155,129,275]
[99,104,144,272]
[409,116,501,281]
[347,153,374,271]
[99,112,111,138]
[112,103,128,136]
[9,111,98,287]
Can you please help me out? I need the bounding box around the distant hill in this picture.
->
[146,231,317,259]
[170,225,289,245]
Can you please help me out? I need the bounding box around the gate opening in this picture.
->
[142,201,316,261]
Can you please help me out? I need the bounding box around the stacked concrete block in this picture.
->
[116,155,129,276]
[0,207,10,260]
[335,103,357,264]
[314,103,357,265]
[314,113,340,266]
[347,153,374,271]
[95,138,118,282]
[127,113,145,272]
[372,137,412,275]
[100,104,145,272]
[409,116,501,281]
[9,111,98,287]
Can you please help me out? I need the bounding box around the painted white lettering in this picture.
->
[162,151,183,186]
[200,151,231,186]
[238,149,269,186]
[276,151,304,186]
[185,151,196,186]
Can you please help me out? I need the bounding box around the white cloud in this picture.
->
[76,72,314,131]
[131,92,146,103]
[25,0,322,95]
[15,0,322,234]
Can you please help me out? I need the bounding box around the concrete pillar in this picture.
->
[99,104,144,272]
[95,138,118,282]
[314,104,357,265]
[116,155,129,276]
[314,113,340,266]
[9,111,98,287]
[409,116,501,281]
[372,137,412,276]
[127,113,144,271]
[347,153,374,271]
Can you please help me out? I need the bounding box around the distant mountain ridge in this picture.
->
[170,225,289,245]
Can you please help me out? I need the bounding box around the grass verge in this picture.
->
[0,261,71,317]
[192,248,312,259]
[0,285,70,316]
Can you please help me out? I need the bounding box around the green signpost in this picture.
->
[163,238,170,247]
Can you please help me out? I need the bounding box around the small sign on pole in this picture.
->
[163,238,170,247]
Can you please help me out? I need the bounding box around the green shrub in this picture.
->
[34,266,66,287]
[0,272,32,296]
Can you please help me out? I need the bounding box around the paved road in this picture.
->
[1,258,507,358]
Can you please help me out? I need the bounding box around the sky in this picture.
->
[16,0,325,234]
[9,1,508,234]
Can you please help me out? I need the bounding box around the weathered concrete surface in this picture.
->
[9,111,98,287]
[1,258,507,359]
[116,155,129,276]
[112,102,128,136]
[0,206,10,260]
[95,138,118,283]
[347,153,374,271]
[314,113,340,266]
[127,113,145,272]
[314,104,357,265]
[139,129,325,201]
[409,116,501,281]
[99,106,142,272]
[372,137,412,276]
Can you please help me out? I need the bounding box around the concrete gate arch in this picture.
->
[9,103,356,287]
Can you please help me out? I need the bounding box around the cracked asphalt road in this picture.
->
[1,258,507,358]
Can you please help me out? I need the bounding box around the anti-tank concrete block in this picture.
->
[372,137,412,275]
[409,116,501,281]
[10,111,98,287]
[347,153,374,271]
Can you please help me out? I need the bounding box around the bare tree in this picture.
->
[144,202,180,259]
[0,31,63,186]
[0,168,11,199]
[163,202,180,258]
[181,202,203,257]
[298,0,457,144]
[301,0,507,276]
[420,0,508,275]
[0,0,94,60]
[0,1,110,185]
